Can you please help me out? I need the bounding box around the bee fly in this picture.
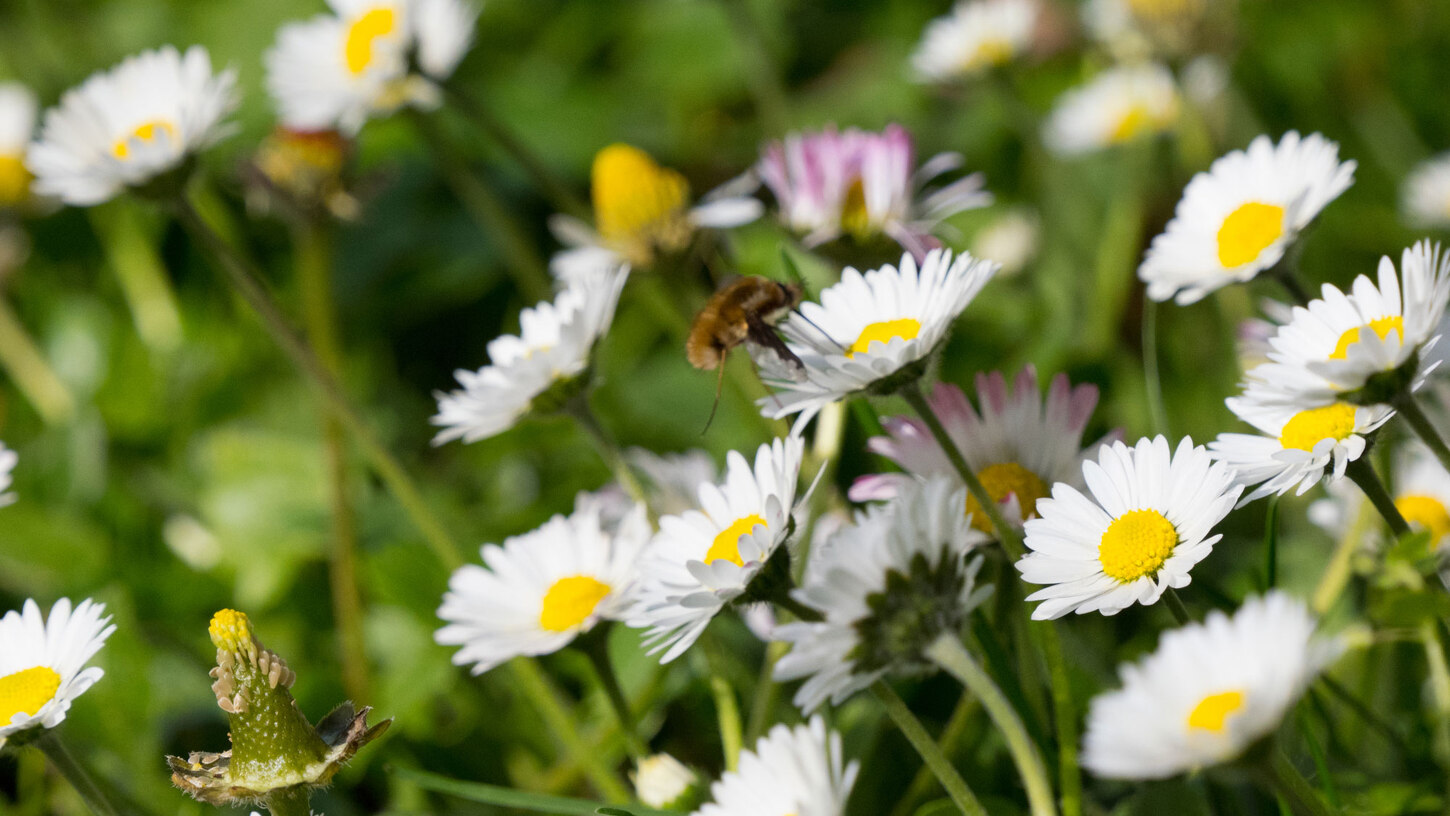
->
[687,276,809,432]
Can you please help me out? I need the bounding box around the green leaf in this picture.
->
[389,766,684,816]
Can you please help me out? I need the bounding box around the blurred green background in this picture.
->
[4,0,1450,813]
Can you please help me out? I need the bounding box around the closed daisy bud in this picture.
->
[1083,591,1341,779]
[1140,132,1356,305]
[0,83,38,209]
[911,0,1042,83]
[774,477,991,712]
[1043,63,1180,156]
[168,610,390,809]
[431,263,628,445]
[549,143,762,283]
[27,46,238,206]
[1017,436,1242,620]
[692,717,857,816]
[632,753,701,810]
[1403,153,1450,230]
[1242,240,1450,408]
[0,440,16,507]
[0,598,115,751]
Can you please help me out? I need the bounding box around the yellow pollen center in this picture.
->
[965,462,1049,533]
[344,7,398,75]
[706,513,767,567]
[591,143,690,249]
[1098,508,1178,583]
[112,119,179,160]
[208,608,253,653]
[0,154,30,205]
[1127,0,1202,22]
[1110,105,1153,144]
[539,575,612,632]
[0,666,62,725]
[1396,494,1450,547]
[1330,315,1404,360]
[841,177,871,238]
[848,318,922,357]
[1277,403,1357,451]
[967,38,1014,70]
[1216,202,1285,267]
[1187,690,1245,733]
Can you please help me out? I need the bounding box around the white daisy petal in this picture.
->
[1042,63,1179,157]
[0,598,116,742]
[911,0,1040,83]
[692,716,857,816]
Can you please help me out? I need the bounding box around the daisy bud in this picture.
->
[168,609,390,809]
[631,753,701,810]
[246,127,358,221]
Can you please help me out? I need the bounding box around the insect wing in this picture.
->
[745,316,807,382]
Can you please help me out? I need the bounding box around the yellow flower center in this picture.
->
[1277,403,1357,451]
[848,318,922,358]
[344,7,398,75]
[112,119,179,160]
[965,462,1049,533]
[1216,202,1285,268]
[1396,494,1450,547]
[1187,689,1245,733]
[592,143,690,254]
[840,177,872,239]
[1329,315,1403,360]
[1127,0,1202,23]
[1110,105,1153,144]
[208,608,253,653]
[0,666,62,725]
[966,38,1014,70]
[0,153,30,206]
[1098,508,1178,583]
[706,513,767,567]
[539,575,612,632]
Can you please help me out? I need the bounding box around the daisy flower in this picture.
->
[756,124,992,261]
[1403,153,1450,230]
[549,143,762,282]
[1139,132,1357,305]
[0,598,115,749]
[756,248,998,431]
[435,501,650,675]
[971,208,1039,277]
[266,0,478,133]
[1209,392,1393,504]
[27,46,238,207]
[1083,591,1342,779]
[431,262,628,445]
[627,435,809,663]
[850,367,1117,533]
[1017,436,1242,620]
[1083,0,1210,59]
[0,441,16,507]
[0,83,37,207]
[774,477,991,712]
[633,753,700,810]
[1311,441,1450,554]
[627,447,720,518]
[1241,240,1450,408]
[692,717,858,816]
[1042,63,1180,157]
[911,0,1040,83]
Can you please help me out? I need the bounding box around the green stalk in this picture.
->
[34,731,136,816]
[888,691,981,816]
[170,193,465,571]
[899,381,1022,558]
[0,297,74,424]
[1420,621,1450,773]
[744,640,788,745]
[1393,392,1450,478]
[263,787,312,816]
[1312,496,1375,615]
[578,629,649,760]
[1164,588,1192,625]
[1344,457,1411,537]
[693,643,744,772]
[1034,623,1082,816]
[90,203,183,354]
[871,682,989,816]
[1256,750,1334,816]
[1296,707,1340,807]
[295,220,370,703]
[927,634,1057,816]
[409,111,552,303]
[565,395,652,518]
[1142,297,1170,438]
[509,658,632,803]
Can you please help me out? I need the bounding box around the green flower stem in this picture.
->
[926,634,1058,816]
[1033,622,1082,816]
[744,640,788,745]
[91,203,183,354]
[899,381,1022,558]
[1271,263,1313,307]
[578,628,649,760]
[1256,749,1334,816]
[888,690,980,816]
[565,396,652,519]
[443,85,590,220]
[1344,457,1411,537]
[1263,496,1281,590]
[295,220,371,704]
[408,111,552,303]
[695,643,744,772]
[34,730,136,816]
[0,297,75,425]
[1142,298,1170,438]
[1393,391,1450,477]
[1312,497,1375,615]
[264,787,313,816]
[171,194,466,571]
[774,593,825,623]
[1164,588,1192,625]
[1420,621,1450,772]
[870,681,989,816]
[509,658,632,803]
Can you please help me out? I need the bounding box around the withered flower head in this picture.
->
[168,609,390,809]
